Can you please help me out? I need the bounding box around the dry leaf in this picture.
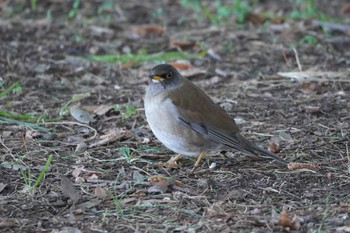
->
[304,105,320,113]
[341,4,350,14]
[93,105,115,116]
[301,81,323,94]
[72,166,84,178]
[94,185,107,199]
[267,142,281,154]
[287,162,321,170]
[278,210,292,228]
[170,40,198,50]
[245,12,265,24]
[0,183,7,193]
[278,210,300,230]
[25,130,42,141]
[60,175,81,203]
[70,106,95,124]
[327,172,332,179]
[89,128,132,148]
[168,60,192,70]
[2,131,12,138]
[147,176,178,194]
[133,24,164,37]
[0,218,19,228]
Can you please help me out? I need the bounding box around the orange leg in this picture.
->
[191,151,207,173]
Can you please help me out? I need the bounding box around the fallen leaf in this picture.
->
[94,185,107,199]
[277,210,300,230]
[132,24,164,37]
[25,130,43,141]
[267,142,280,154]
[93,105,115,116]
[2,131,12,138]
[60,175,81,203]
[132,171,145,183]
[148,178,174,194]
[70,106,95,124]
[278,210,292,228]
[341,4,350,14]
[336,226,350,232]
[301,81,323,94]
[72,166,84,178]
[170,40,198,50]
[168,60,192,70]
[245,12,265,24]
[0,183,6,193]
[287,162,321,171]
[0,218,19,228]
[304,105,320,113]
[89,128,132,148]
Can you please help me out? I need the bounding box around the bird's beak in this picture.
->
[148,72,164,82]
[151,75,164,81]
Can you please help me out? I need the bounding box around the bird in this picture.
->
[144,64,287,171]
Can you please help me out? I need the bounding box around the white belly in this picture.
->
[144,94,212,157]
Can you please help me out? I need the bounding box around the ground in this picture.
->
[1,0,350,232]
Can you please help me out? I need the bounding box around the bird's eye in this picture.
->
[166,72,172,79]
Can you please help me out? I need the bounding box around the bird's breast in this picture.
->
[144,93,213,156]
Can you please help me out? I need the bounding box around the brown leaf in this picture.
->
[168,61,192,70]
[94,185,107,199]
[341,4,350,14]
[287,162,321,170]
[0,218,19,228]
[133,24,164,37]
[25,130,42,141]
[60,175,81,203]
[147,176,176,194]
[267,142,281,154]
[301,81,323,94]
[72,166,84,178]
[89,128,132,148]
[245,12,265,24]
[93,105,115,116]
[278,210,293,228]
[278,210,300,230]
[170,40,198,50]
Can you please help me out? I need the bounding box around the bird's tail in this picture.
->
[248,143,288,165]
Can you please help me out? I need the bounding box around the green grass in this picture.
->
[59,92,91,116]
[0,81,22,99]
[180,0,250,24]
[114,104,138,122]
[20,154,53,193]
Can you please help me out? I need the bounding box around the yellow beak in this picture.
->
[151,75,164,81]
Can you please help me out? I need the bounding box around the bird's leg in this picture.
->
[155,154,182,168]
[191,151,207,173]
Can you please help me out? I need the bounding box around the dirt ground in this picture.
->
[1,1,350,232]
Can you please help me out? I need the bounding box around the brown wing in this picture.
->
[167,77,287,165]
[168,78,239,132]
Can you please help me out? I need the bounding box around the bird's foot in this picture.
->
[190,151,207,173]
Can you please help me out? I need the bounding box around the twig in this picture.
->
[293,48,302,72]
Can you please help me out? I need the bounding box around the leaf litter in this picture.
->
[0,1,350,232]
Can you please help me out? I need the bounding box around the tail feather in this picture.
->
[248,143,288,165]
